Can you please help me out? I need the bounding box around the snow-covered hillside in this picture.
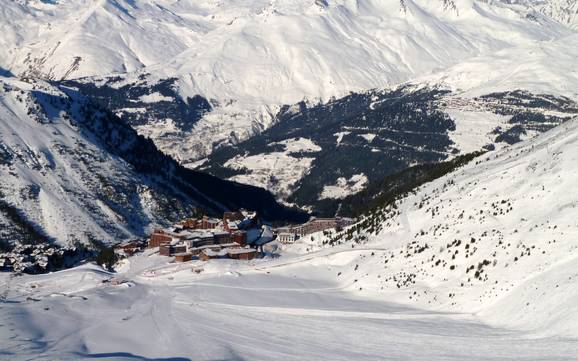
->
[418,33,578,98]
[201,85,578,213]
[500,0,578,28]
[4,0,569,82]
[3,254,578,360]
[292,117,578,336]
[0,76,305,249]
[0,77,172,246]
[0,0,211,79]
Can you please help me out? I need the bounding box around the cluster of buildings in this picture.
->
[148,210,275,262]
[275,217,355,244]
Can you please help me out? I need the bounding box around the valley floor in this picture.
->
[1,250,577,361]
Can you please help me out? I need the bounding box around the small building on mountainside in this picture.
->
[227,248,258,260]
[275,217,356,244]
[115,239,146,256]
[174,253,193,262]
[149,230,173,248]
[277,232,298,244]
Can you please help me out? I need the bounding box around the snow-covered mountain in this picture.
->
[4,0,574,164]
[291,117,578,337]
[190,25,578,213]
[1,0,577,234]
[2,1,578,356]
[200,84,578,214]
[0,76,305,250]
[1,0,210,79]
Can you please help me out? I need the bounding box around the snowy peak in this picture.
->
[2,0,214,80]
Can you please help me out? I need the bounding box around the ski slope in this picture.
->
[1,249,577,361]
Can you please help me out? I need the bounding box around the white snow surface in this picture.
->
[320,173,368,200]
[223,138,321,199]
[417,33,578,99]
[270,137,322,153]
[0,76,203,246]
[0,78,135,244]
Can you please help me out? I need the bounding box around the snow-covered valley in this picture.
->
[4,0,576,164]
[3,0,578,211]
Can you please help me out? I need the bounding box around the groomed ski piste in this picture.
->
[2,118,578,360]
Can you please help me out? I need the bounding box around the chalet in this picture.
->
[199,248,228,261]
[149,230,173,248]
[201,216,221,230]
[174,253,193,262]
[227,248,258,260]
[116,240,144,255]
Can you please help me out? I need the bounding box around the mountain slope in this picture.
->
[418,32,578,97]
[200,84,578,214]
[0,76,305,249]
[194,29,578,214]
[292,118,578,336]
[1,0,210,79]
[44,0,574,164]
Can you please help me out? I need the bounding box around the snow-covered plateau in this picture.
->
[2,117,578,360]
